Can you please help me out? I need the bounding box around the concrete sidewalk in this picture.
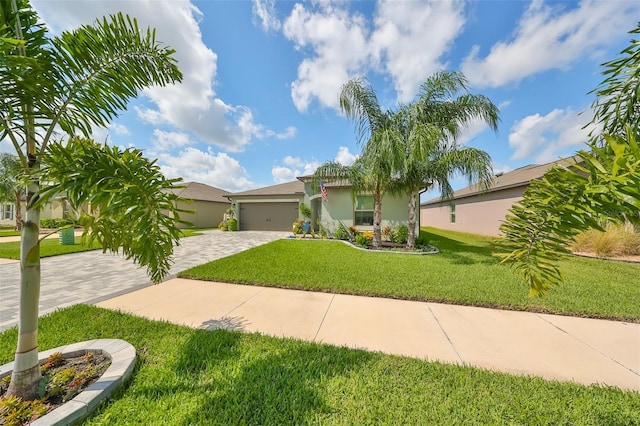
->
[97,278,640,392]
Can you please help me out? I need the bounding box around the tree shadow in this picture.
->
[199,316,249,332]
[424,231,502,265]
[128,328,373,425]
[178,336,373,425]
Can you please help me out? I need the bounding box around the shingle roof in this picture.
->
[421,155,582,206]
[173,182,229,203]
[225,180,305,197]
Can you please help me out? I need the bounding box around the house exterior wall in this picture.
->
[317,188,419,235]
[420,186,526,237]
[177,200,229,229]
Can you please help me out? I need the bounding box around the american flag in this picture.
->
[320,180,328,201]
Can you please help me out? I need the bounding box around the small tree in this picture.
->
[2,0,184,399]
[497,24,640,296]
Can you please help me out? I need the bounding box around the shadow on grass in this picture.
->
[169,329,372,425]
[424,231,503,265]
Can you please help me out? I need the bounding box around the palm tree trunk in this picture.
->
[373,186,382,249]
[407,191,417,249]
[14,189,22,231]
[6,172,41,399]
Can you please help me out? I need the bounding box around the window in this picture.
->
[354,196,374,226]
[450,203,456,223]
[1,204,14,220]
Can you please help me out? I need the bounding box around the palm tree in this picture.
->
[0,153,23,230]
[335,78,405,248]
[398,71,499,249]
[2,0,184,399]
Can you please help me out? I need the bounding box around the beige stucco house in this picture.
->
[1,196,69,228]
[420,156,580,237]
[226,177,419,235]
[2,181,229,230]
[171,182,230,228]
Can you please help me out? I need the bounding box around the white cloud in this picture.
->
[370,0,465,103]
[152,130,192,152]
[272,156,322,183]
[252,0,281,31]
[283,3,370,112]
[281,0,465,112]
[508,108,592,163]
[108,123,130,136]
[334,146,357,165]
[158,147,255,192]
[31,0,287,152]
[461,0,640,88]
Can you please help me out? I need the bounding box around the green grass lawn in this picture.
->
[1,305,637,425]
[0,228,21,237]
[0,238,104,259]
[179,227,640,322]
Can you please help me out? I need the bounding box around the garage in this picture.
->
[239,202,299,231]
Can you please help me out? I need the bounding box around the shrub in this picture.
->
[333,223,350,240]
[415,232,430,249]
[382,225,392,240]
[391,225,409,244]
[299,203,312,220]
[218,221,228,231]
[40,218,72,229]
[293,219,303,234]
[227,218,238,232]
[355,233,371,248]
[570,222,640,256]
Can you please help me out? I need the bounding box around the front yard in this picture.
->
[1,305,638,425]
[179,227,640,322]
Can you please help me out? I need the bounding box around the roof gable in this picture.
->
[174,182,229,203]
[421,155,583,205]
[226,180,305,197]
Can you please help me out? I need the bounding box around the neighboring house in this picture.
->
[171,182,230,228]
[226,177,419,234]
[1,181,229,230]
[0,196,68,228]
[420,156,581,237]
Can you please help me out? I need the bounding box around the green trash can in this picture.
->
[58,228,75,245]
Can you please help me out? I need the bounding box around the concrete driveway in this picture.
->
[0,230,288,331]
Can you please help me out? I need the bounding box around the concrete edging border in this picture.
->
[0,339,136,425]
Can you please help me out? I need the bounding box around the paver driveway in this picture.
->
[0,230,287,331]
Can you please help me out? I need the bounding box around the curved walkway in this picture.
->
[1,230,638,392]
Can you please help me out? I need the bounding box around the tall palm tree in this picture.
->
[335,78,404,248]
[2,0,184,399]
[398,71,499,248]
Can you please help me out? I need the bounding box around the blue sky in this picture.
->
[7,0,640,199]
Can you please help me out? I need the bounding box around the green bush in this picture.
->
[40,218,73,229]
[333,223,350,240]
[227,218,238,231]
[218,221,228,231]
[299,203,312,220]
[355,233,370,248]
[415,232,430,249]
[391,225,409,244]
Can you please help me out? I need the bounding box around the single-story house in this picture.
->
[1,196,70,228]
[225,177,419,234]
[420,156,581,237]
[171,181,230,228]
[1,181,229,230]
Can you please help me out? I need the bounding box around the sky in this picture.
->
[5,0,640,200]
